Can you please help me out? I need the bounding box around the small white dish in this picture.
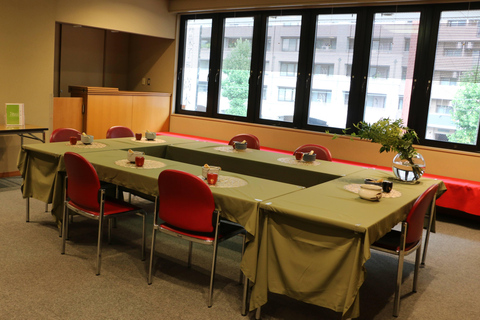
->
[358,184,382,201]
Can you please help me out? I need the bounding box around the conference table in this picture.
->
[17,135,446,319]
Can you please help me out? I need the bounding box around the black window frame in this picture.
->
[175,2,480,154]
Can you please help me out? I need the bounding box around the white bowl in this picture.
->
[81,135,94,144]
[234,142,247,150]
[358,184,382,201]
[145,132,156,140]
[303,153,316,162]
[127,151,145,163]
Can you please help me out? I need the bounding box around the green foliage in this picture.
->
[344,118,419,161]
[221,39,251,117]
[448,70,480,144]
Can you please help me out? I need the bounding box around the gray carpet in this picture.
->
[1,176,479,319]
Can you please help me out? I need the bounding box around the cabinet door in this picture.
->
[131,95,170,133]
[86,95,133,139]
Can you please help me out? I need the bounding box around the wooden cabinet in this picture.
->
[59,86,171,139]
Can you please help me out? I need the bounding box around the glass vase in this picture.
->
[392,153,426,182]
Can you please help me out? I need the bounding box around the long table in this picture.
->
[17,136,446,318]
[0,124,48,146]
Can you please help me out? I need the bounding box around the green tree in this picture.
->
[221,39,251,117]
[448,70,480,144]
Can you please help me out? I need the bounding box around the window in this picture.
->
[179,18,212,112]
[260,15,302,122]
[366,94,387,108]
[176,3,480,154]
[278,87,296,102]
[311,90,332,102]
[313,64,334,76]
[280,62,298,76]
[404,38,410,51]
[316,37,337,50]
[308,13,356,129]
[282,37,300,51]
[364,12,420,124]
[218,17,254,117]
[426,9,480,146]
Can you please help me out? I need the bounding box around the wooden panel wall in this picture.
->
[53,97,83,132]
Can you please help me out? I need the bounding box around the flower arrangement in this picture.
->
[335,118,424,180]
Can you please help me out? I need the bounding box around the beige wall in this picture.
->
[56,0,176,39]
[128,35,176,94]
[0,0,176,175]
[0,0,55,176]
[169,114,480,182]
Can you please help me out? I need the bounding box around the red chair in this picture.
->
[371,184,438,317]
[294,144,333,161]
[50,128,81,142]
[106,126,134,138]
[228,133,260,150]
[148,169,246,308]
[61,152,146,275]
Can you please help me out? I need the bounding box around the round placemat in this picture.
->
[130,138,166,143]
[277,157,321,166]
[214,146,253,153]
[344,183,401,198]
[66,142,107,149]
[197,175,248,188]
[115,159,166,169]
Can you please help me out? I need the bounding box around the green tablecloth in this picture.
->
[165,142,364,186]
[17,138,447,319]
[17,136,198,222]
[253,169,446,318]
[81,150,304,294]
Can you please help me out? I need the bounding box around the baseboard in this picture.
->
[0,171,21,178]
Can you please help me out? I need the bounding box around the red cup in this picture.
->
[135,133,142,141]
[207,172,218,185]
[69,136,77,145]
[295,152,303,160]
[135,156,145,167]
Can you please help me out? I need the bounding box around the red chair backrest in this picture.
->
[405,184,438,245]
[64,152,101,211]
[228,134,260,150]
[158,169,216,233]
[50,128,81,143]
[106,126,134,139]
[294,144,333,161]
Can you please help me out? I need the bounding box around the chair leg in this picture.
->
[208,239,220,308]
[26,197,30,222]
[413,245,422,292]
[187,241,193,268]
[96,216,104,276]
[393,250,405,317]
[148,228,157,285]
[255,306,261,320]
[61,204,68,254]
[242,277,249,316]
[45,203,49,212]
[141,213,146,261]
[239,233,246,284]
[108,219,112,244]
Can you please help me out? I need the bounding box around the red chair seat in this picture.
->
[67,198,145,217]
[160,221,244,242]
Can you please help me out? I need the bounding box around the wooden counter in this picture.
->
[55,86,172,139]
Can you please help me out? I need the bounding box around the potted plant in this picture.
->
[337,118,425,181]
